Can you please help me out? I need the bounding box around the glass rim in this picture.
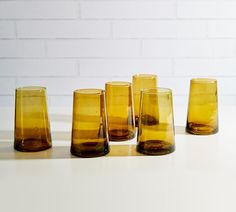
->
[74,88,104,95]
[105,81,131,87]
[133,74,157,79]
[141,87,172,94]
[16,86,46,91]
[190,78,217,84]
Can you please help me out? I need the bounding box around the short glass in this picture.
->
[14,86,52,152]
[133,74,157,127]
[186,78,218,135]
[137,88,175,155]
[71,89,109,157]
[105,82,135,141]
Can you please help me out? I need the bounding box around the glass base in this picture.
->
[186,122,218,135]
[109,129,135,141]
[14,138,52,152]
[71,142,109,158]
[137,140,175,155]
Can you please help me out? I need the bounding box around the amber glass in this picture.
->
[71,89,109,157]
[186,78,218,135]
[14,86,52,152]
[137,88,175,155]
[105,82,135,141]
[133,74,157,127]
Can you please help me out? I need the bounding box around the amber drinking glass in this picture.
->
[14,86,52,152]
[186,78,218,135]
[133,74,157,127]
[105,82,135,141]
[137,88,175,155]
[71,89,109,157]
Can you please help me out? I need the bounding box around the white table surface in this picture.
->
[1,106,236,212]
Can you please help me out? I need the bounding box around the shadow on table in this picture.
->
[175,126,189,135]
[0,125,187,160]
[0,142,144,160]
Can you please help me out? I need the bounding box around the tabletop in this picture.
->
[0,106,236,212]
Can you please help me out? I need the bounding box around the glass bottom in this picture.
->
[71,142,109,158]
[137,140,175,155]
[186,122,218,135]
[14,138,52,152]
[109,129,135,141]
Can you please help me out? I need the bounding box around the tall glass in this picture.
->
[133,74,157,126]
[186,78,218,135]
[14,86,52,152]
[105,82,135,141]
[71,89,109,157]
[137,88,175,155]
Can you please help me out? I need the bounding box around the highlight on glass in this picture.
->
[71,89,109,157]
[105,82,135,141]
[137,88,175,155]
[186,78,218,135]
[132,74,157,127]
[14,86,52,152]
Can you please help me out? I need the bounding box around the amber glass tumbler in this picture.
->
[186,78,218,135]
[71,89,109,157]
[137,88,175,155]
[14,86,52,152]
[133,74,157,127]
[105,82,135,141]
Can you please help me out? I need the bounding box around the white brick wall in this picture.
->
[177,2,236,19]
[46,40,141,57]
[79,59,173,77]
[0,21,15,38]
[0,2,79,19]
[17,21,111,38]
[81,2,176,19]
[113,20,207,39]
[143,40,213,58]
[0,0,235,107]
